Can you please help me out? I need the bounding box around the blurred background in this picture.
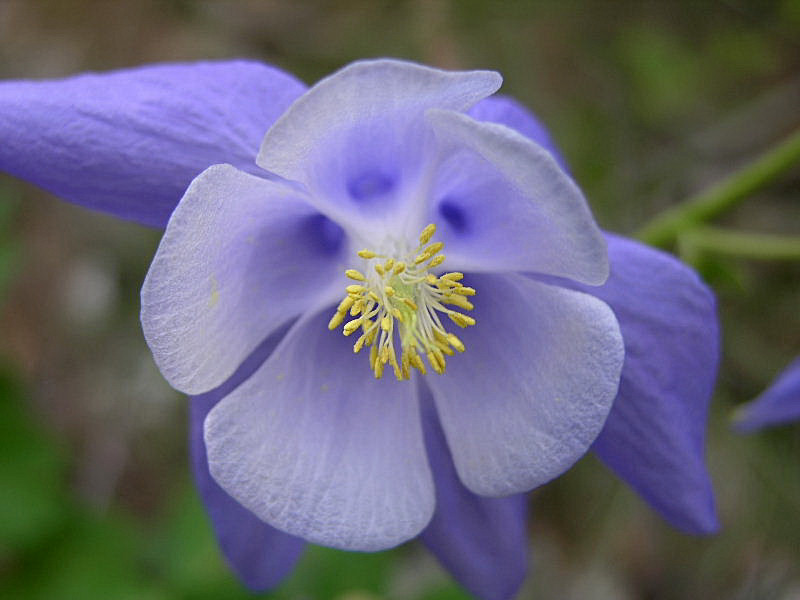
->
[0,1,799,598]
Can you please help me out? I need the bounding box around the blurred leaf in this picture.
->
[154,481,252,599]
[20,511,166,600]
[0,368,68,552]
[617,27,701,125]
[278,545,396,599]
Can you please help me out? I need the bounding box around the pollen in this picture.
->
[328,223,476,380]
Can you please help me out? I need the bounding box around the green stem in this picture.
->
[636,128,800,247]
[678,226,800,261]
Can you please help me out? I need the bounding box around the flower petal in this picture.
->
[468,94,567,171]
[0,60,305,227]
[734,357,800,431]
[419,385,528,600]
[585,234,719,534]
[426,109,608,284]
[141,164,345,395]
[257,59,501,231]
[204,309,435,551]
[190,325,305,591]
[468,95,720,533]
[426,273,624,497]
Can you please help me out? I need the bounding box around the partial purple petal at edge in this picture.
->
[588,234,719,534]
[0,60,306,227]
[734,357,800,431]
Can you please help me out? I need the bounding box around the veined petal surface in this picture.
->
[426,110,608,285]
[257,59,501,234]
[0,60,306,227]
[141,164,345,395]
[192,391,305,590]
[587,234,719,533]
[735,357,800,431]
[204,310,435,551]
[426,273,624,497]
[419,387,528,600]
[189,322,303,591]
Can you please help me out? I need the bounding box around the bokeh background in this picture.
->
[1,1,799,598]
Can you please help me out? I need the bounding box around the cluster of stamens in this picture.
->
[328,223,476,380]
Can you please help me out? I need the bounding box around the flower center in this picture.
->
[328,223,476,380]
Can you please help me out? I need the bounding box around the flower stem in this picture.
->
[636,128,800,247]
[678,226,800,261]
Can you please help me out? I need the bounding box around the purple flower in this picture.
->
[734,357,800,431]
[0,59,719,600]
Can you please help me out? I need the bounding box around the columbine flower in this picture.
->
[1,59,719,600]
[734,357,800,431]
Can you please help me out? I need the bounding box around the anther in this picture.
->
[428,254,446,268]
[345,269,366,281]
[337,297,355,313]
[419,223,436,245]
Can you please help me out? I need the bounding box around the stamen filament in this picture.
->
[329,223,477,380]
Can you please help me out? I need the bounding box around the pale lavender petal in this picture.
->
[141,164,345,395]
[585,234,719,534]
[427,273,624,497]
[204,310,435,551]
[0,60,305,227]
[735,357,800,431]
[468,94,567,171]
[190,324,304,591]
[419,385,528,600]
[257,59,501,231]
[426,110,608,285]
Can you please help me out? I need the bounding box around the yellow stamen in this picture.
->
[447,333,465,353]
[419,223,436,245]
[337,297,355,313]
[448,312,475,328]
[343,318,362,335]
[443,294,474,311]
[345,269,366,281]
[428,254,446,268]
[328,223,477,380]
[353,334,367,353]
[441,272,464,282]
[328,311,345,330]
